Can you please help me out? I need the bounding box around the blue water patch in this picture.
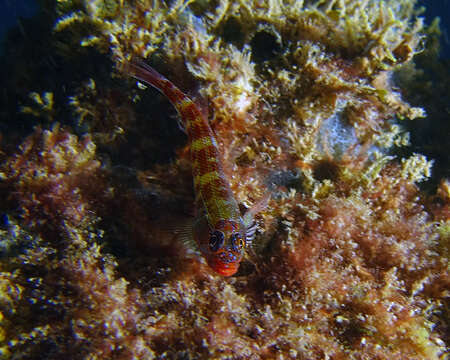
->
[419,0,450,59]
[0,0,39,42]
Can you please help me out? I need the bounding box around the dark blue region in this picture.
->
[419,0,450,58]
[0,0,39,42]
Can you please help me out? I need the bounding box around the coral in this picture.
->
[0,0,447,359]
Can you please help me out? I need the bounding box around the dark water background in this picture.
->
[0,0,39,43]
[423,0,450,58]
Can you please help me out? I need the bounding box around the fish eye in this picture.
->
[230,233,244,251]
[209,230,224,252]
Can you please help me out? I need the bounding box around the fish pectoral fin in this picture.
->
[166,218,198,251]
[242,191,271,227]
[241,191,272,249]
[192,213,212,255]
[245,220,257,246]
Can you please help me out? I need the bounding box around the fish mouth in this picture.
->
[208,258,239,276]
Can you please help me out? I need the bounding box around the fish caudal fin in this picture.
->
[129,61,170,91]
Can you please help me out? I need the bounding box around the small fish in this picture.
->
[130,62,267,276]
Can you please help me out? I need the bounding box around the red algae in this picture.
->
[1,125,102,232]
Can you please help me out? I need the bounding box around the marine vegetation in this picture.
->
[0,0,448,359]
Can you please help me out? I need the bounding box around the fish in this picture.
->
[129,62,267,276]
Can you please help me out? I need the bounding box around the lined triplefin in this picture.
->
[130,62,267,276]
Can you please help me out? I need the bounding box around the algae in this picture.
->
[0,0,448,359]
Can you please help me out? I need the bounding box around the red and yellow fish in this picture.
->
[130,62,266,276]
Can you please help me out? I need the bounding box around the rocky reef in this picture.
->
[0,0,448,359]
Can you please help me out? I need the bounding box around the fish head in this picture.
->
[205,219,246,276]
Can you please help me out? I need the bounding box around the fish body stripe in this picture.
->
[191,145,220,175]
[195,170,220,187]
[196,177,231,203]
[190,137,214,152]
[131,63,242,229]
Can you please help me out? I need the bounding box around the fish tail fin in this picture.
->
[128,61,200,132]
[128,61,169,91]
